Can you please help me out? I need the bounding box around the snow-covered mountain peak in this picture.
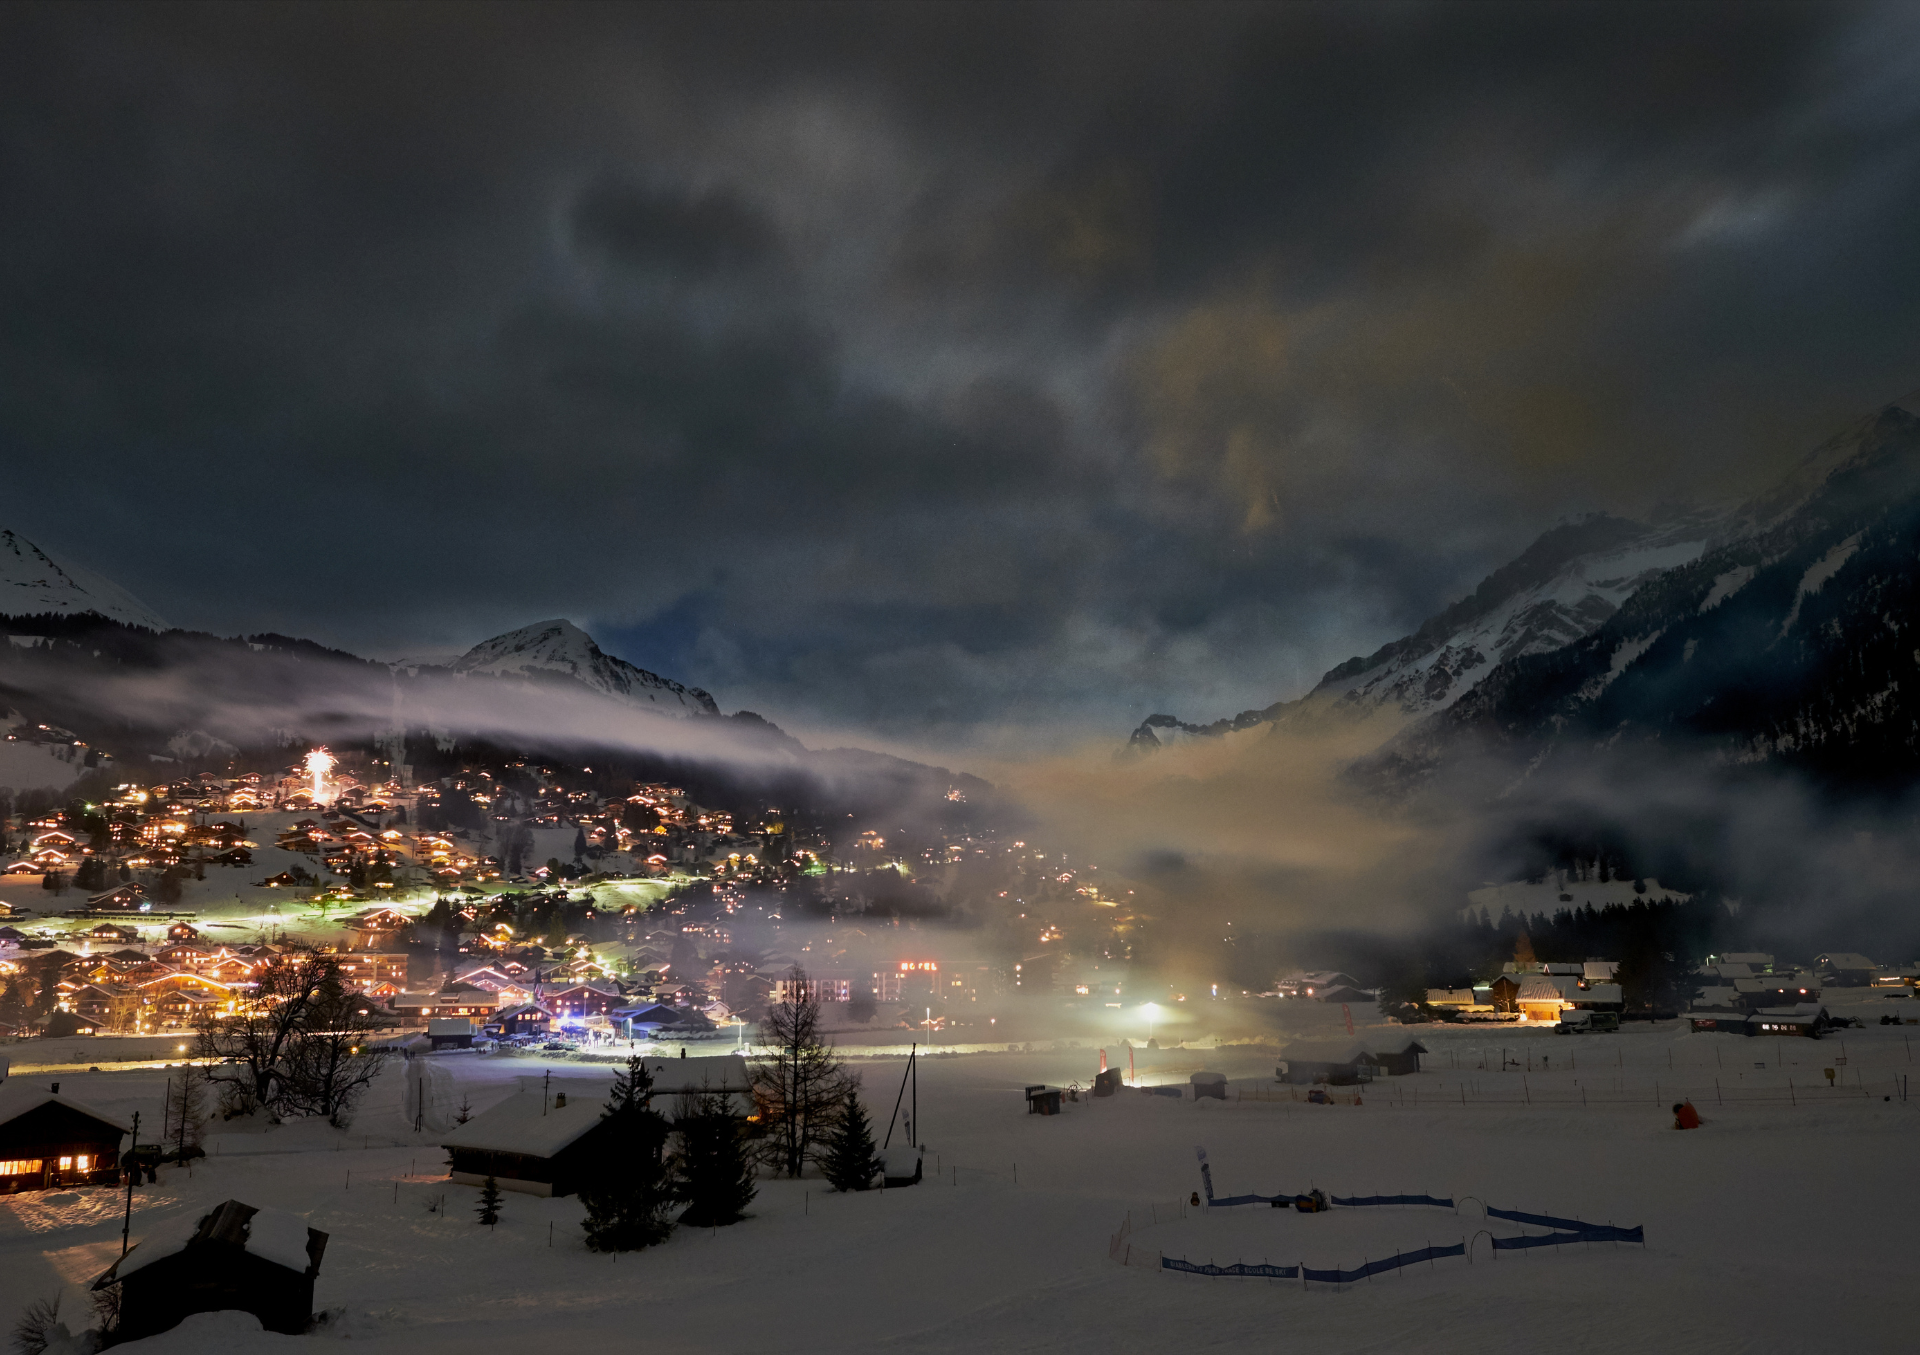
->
[1126,508,1729,754]
[0,528,168,630]
[448,618,719,717]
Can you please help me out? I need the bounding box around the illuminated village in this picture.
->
[5,4,1920,1348]
[0,736,1153,1051]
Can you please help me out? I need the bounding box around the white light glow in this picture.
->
[306,747,336,804]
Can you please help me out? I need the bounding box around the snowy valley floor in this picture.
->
[4,1020,1917,1355]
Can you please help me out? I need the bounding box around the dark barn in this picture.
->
[0,1088,127,1193]
[92,1198,328,1341]
[1364,1036,1428,1077]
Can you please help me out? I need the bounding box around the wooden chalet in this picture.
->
[440,1088,624,1197]
[93,1198,328,1341]
[85,884,146,911]
[0,1086,129,1192]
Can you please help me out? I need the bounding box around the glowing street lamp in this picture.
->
[1141,1002,1160,1043]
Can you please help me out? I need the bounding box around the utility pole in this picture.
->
[121,1109,140,1256]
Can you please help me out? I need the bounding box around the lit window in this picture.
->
[58,1156,73,1170]
[0,1159,41,1175]
[75,1155,91,1170]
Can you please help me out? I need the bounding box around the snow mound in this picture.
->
[110,1310,296,1352]
[0,528,168,629]
[446,619,717,716]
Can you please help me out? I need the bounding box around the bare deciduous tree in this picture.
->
[196,949,384,1123]
[279,981,384,1127]
[750,966,853,1178]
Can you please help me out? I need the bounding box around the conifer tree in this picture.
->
[673,1088,757,1224]
[820,1088,880,1193]
[476,1175,502,1226]
[579,1055,674,1250]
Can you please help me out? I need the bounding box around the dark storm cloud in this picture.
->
[2,0,1918,749]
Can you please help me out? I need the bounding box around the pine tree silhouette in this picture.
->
[579,1056,674,1250]
[821,1089,881,1193]
[673,1088,757,1225]
[476,1175,502,1227]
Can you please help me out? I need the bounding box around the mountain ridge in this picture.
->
[0,528,168,631]
[441,618,720,718]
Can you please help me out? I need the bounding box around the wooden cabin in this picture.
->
[1363,1035,1428,1076]
[440,1088,628,1197]
[0,1087,128,1192]
[1276,1038,1371,1086]
[92,1198,327,1340]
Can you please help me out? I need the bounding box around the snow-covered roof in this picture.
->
[1363,1034,1429,1056]
[246,1206,318,1273]
[1514,975,1569,1002]
[1279,1039,1368,1064]
[514,1056,751,1098]
[0,1086,132,1134]
[442,1090,606,1158]
[100,1200,321,1285]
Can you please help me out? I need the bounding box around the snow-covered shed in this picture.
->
[1276,1039,1370,1086]
[92,1199,327,1341]
[0,1085,128,1192]
[1278,1037,1427,1084]
[1190,1070,1228,1100]
[442,1086,631,1197]
[1362,1034,1427,1077]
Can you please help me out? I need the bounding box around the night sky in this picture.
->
[5,1,1919,750]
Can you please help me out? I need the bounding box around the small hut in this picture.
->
[1190,1071,1228,1100]
[1361,1035,1428,1077]
[441,1088,624,1197]
[0,1085,128,1193]
[1276,1039,1370,1086]
[93,1199,326,1341]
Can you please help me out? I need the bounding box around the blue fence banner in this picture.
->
[1331,1193,1455,1210]
[1491,1226,1643,1249]
[1487,1206,1609,1232]
[1300,1243,1467,1284]
[1163,1257,1301,1279]
[1208,1191,1294,1207]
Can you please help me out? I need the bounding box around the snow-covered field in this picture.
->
[4,1012,1916,1354]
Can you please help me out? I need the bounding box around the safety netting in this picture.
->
[1487,1205,1617,1232]
[1492,1225,1643,1249]
[1330,1193,1455,1209]
[1163,1257,1301,1279]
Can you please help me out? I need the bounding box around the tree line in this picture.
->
[533,966,885,1253]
